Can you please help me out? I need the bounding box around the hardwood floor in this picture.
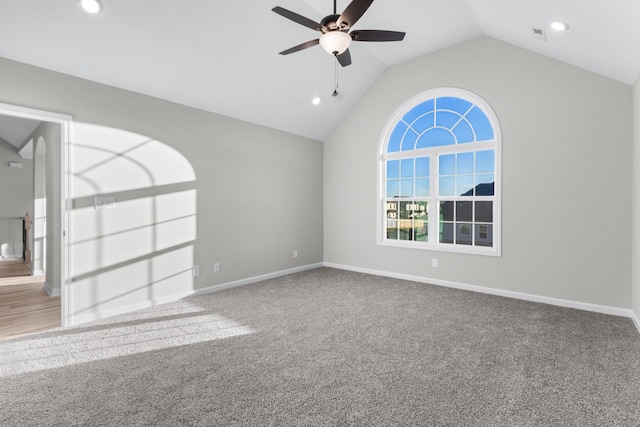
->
[0,258,32,278]
[0,259,60,341]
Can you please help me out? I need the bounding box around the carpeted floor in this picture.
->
[1,267,639,426]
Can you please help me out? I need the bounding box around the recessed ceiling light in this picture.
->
[312,97,321,106]
[81,0,103,14]
[550,21,569,31]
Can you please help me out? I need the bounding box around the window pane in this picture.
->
[412,113,435,133]
[386,220,398,239]
[440,201,454,222]
[436,96,473,114]
[439,154,455,175]
[387,123,407,153]
[457,175,474,196]
[436,111,460,128]
[414,221,428,242]
[400,179,413,197]
[386,201,398,219]
[475,224,493,247]
[401,128,419,151]
[475,174,494,195]
[401,159,414,178]
[419,128,455,148]
[466,106,494,141]
[457,152,474,174]
[399,220,412,240]
[415,178,429,197]
[452,120,474,144]
[440,222,454,244]
[476,150,494,173]
[399,202,412,219]
[387,160,399,178]
[456,201,472,222]
[439,176,455,196]
[414,201,428,221]
[416,157,429,176]
[475,201,493,223]
[457,223,473,245]
[402,99,434,124]
[386,179,399,198]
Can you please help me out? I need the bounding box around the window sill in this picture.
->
[377,239,501,257]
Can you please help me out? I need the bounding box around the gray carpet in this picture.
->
[1,267,639,426]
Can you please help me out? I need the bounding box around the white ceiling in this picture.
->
[0,0,638,142]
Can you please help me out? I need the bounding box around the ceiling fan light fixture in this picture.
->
[319,31,352,55]
[81,0,103,14]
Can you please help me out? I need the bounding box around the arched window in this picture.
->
[379,88,501,255]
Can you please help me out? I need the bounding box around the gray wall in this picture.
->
[0,56,323,321]
[633,74,640,322]
[0,138,32,259]
[324,37,633,309]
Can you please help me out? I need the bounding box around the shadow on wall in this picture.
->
[71,124,197,318]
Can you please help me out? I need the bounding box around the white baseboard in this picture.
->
[43,281,61,297]
[324,262,638,322]
[191,263,324,297]
[0,254,22,260]
[71,263,324,326]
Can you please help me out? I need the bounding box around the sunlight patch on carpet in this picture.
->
[0,306,254,377]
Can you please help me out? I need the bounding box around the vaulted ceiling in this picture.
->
[0,0,638,141]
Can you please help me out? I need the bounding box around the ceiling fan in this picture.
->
[272,0,405,67]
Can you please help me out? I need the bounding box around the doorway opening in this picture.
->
[0,102,72,329]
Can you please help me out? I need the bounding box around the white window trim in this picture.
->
[377,87,502,256]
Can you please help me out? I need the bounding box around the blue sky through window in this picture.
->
[438,150,495,196]
[388,96,495,152]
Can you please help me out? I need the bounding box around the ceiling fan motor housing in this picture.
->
[320,14,348,32]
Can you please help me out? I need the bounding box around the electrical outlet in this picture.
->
[293,249,298,258]
[192,266,200,277]
[432,258,438,268]
[213,262,220,273]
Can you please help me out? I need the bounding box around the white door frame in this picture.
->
[0,102,72,327]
